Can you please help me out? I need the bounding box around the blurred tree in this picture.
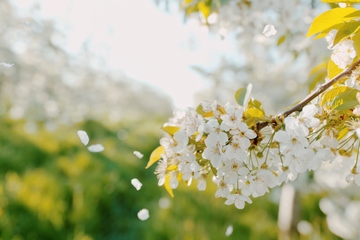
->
[0,0,172,128]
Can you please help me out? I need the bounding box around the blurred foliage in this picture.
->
[0,115,340,239]
[181,0,230,22]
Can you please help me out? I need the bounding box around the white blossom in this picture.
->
[87,144,104,152]
[137,209,150,221]
[204,118,228,146]
[214,178,232,198]
[218,158,248,185]
[131,178,143,190]
[262,24,277,37]
[225,192,252,209]
[202,142,226,168]
[331,39,356,69]
[173,130,188,153]
[325,29,338,49]
[220,102,244,130]
[225,225,233,237]
[133,151,144,159]
[77,130,89,146]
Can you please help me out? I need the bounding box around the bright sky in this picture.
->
[11,0,237,109]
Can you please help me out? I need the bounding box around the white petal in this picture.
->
[133,151,144,159]
[225,225,233,237]
[131,178,143,190]
[77,130,89,145]
[0,62,14,68]
[356,129,360,139]
[87,144,104,152]
[137,208,150,221]
[262,24,277,37]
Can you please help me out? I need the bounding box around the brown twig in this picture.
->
[256,58,360,131]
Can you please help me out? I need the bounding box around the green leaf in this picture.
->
[321,86,348,108]
[321,86,359,110]
[234,83,252,107]
[332,20,360,46]
[332,88,359,110]
[307,7,358,37]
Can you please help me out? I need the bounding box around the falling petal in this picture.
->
[133,151,144,159]
[131,178,143,190]
[225,225,233,237]
[0,62,14,68]
[262,24,277,37]
[77,130,89,145]
[137,208,150,221]
[87,144,104,152]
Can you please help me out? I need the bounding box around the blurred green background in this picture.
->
[0,0,344,239]
[0,116,338,240]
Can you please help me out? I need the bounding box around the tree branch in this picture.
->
[280,58,360,118]
[256,59,360,131]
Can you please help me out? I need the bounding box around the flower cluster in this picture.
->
[326,29,357,69]
[149,99,360,209]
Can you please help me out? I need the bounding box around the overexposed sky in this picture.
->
[11,0,237,109]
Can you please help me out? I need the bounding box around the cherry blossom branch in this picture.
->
[280,58,360,118]
[257,59,360,131]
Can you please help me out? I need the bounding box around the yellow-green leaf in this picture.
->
[161,125,180,136]
[320,86,358,110]
[196,104,205,115]
[234,83,252,107]
[164,174,174,197]
[352,30,360,58]
[145,146,164,169]
[321,86,347,107]
[277,35,286,45]
[307,7,358,37]
[196,103,214,117]
[322,0,360,3]
[327,59,343,79]
[314,23,345,39]
[332,88,359,110]
[332,20,360,46]
[243,98,266,127]
[345,10,360,18]
[198,2,211,19]
[308,62,327,92]
[245,108,264,119]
